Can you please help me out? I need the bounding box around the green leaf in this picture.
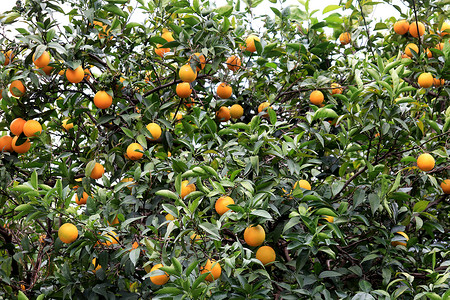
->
[313,107,338,120]
[129,248,140,266]
[103,4,127,17]
[199,222,220,240]
[314,208,337,217]
[319,271,342,278]
[250,209,273,220]
[413,201,429,213]
[323,5,341,13]
[30,170,38,189]
[85,161,96,178]
[156,190,179,201]
[17,291,29,300]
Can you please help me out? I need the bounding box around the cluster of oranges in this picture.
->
[0,118,42,154]
[416,153,450,194]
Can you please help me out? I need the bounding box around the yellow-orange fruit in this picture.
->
[323,215,334,223]
[409,21,425,37]
[435,43,444,51]
[176,82,192,98]
[215,196,234,216]
[294,179,311,190]
[226,55,241,71]
[155,44,169,58]
[190,52,206,71]
[391,231,409,247]
[84,68,91,80]
[393,20,409,35]
[310,90,324,105]
[12,136,31,153]
[62,119,74,130]
[92,258,101,273]
[339,32,351,45]
[418,73,433,88]
[179,64,197,83]
[246,35,260,52]
[165,214,175,221]
[10,118,27,136]
[58,223,78,244]
[256,246,276,265]
[230,104,244,119]
[331,83,343,95]
[258,102,271,117]
[2,50,14,65]
[216,106,231,122]
[146,123,162,141]
[440,179,450,194]
[200,259,221,282]
[426,48,432,58]
[100,231,118,246]
[33,51,50,68]
[126,143,144,160]
[162,31,174,42]
[433,78,445,87]
[441,22,450,36]
[9,80,26,97]
[185,97,195,108]
[244,224,265,247]
[0,136,13,152]
[75,191,89,205]
[417,153,435,171]
[180,180,196,199]
[90,162,105,179]
[405,43,419,57]
[216,82,232,99]
[94,91,113,109]
[149,264,169,285]
[23,120,42,137]
[41,65,53,75]
[66,66,84,83]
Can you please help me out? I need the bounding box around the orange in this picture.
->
[162,31,174,42]
[440,179,450,194]
[120,177,135,190]
[200,259,221,282]
[12,136,31,153]
[92,258,101,273]
[190,52,206,71]
[62,119,74,130]
[215,196,234,215]
[155,44,169,58]
[146,123,162,141]
[10,118,27,136]
[2,50,13,65]
[391,231,409,247]
[294,179,311,190]
[310,90,324,105]
[258,102,271,117]
[226,55,241,71]
[75,191,89,205]
[418,73,433,88]
[176,82,192,98]
[0,136,13,152]
[32,51,50,68]
[244,224,265,247]
[405,43,418,57]
[66,66,84,83]
[94,91,113,109]
[393,20,409,35]
[149,264,169,285]
[185,97,195,108]
[23,120,42,137]
[216,106,231,122]
[426,48,432,58]
[435,43,444,51]
[126,143,144,160]
[255,246,276,265]
[100,231,119,246]
[90,162,105,179]
[339,32,351,45]
[409,21,425,37]
[179,64,197,83]
[93,21,111,39]
[230,104,244,119]
[165,214,175,221]
[180,180,196,199]
[323,215,334,223]
[441,22,450,36]
[9,80,26,97]
[245,35,260,52]
[58,223,78,244]
[331,83,343,95]
[433,78,445,87]
[417,153,435,171]
[84,68,91,80]
[216,82,232,99]
[41,65,53,75]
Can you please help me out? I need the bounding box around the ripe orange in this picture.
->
[245,35,260,52]
[58,223,78,244]
[441,22,450,36]
[440,179,450,194]
[10,118,27,136]
[190,52,206,71]
[258,102,271,117]
[149,264,169,285]
[418,73,433,88]
[255,246,276,265]
[216,82,232,99]
[126,143,144,160]
[433,78,445,87]
[185,97,195,108]
[180,180,196,198]
[176,82,192,98]
[409,21,425,37]
[23,120,42,137]
[33,51,50,68]
[62,119,74,130]
[12,136,31,153]
[120,177,135,190]
[226,55,241,71]
[323,215,334,223]
[93,21,111,39]
[9,80,26,97]
[215,196,234,215]
[405,43,419,57]
[294,179,311,190]
[230,104,244,119]
[201,259,221,282]
[90,162,105,179]
[84,68,91,80]
[179,64,197,83]
[155,44,169,58]
[66,66,84,83]
[391,231,409,247]
[0,136,13,152]
[2,50,13,65]
[75,191,89,205]
[426,48,432,58]
[92,258,102,273]
[310,90,324,105]
[244,224,265,247]
[162,31,174,42]
[100,231,119,246]
[393,20,409,35]
[339,32,351,45]
[417,153,435,171]
[165,214,175,221]
[41,65,53,75]
[435,43,444,51]
[216,106,231,122]
[331,83,343,95]
[146,123,162,141]
[94,91,113,109]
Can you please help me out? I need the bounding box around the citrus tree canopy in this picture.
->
[0,0,449,299]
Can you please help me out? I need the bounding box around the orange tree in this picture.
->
[0,0,449,298]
